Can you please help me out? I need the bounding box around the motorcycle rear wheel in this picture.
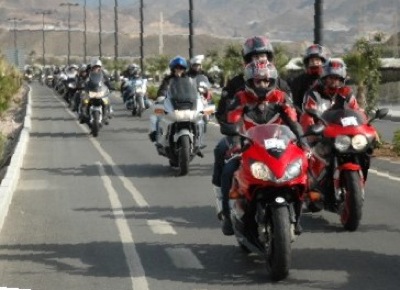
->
[265,206,291,281]
[340,170,364,231]
[178,135,190,176]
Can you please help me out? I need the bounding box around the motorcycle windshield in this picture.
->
[322,109,367,126]
[245,124,296,151]
[167,78,198,110]
[87,72,104,93]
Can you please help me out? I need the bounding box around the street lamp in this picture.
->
[60,2,79,65]
[188,0,194,59]
[140,0,144,72]
[99,0,103,59]
[7,17,22,67]
[83,0,87,63]
[36,10,53,67]
[314,0,323,45]
[114,0,119,62]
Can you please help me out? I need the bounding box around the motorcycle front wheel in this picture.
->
[91,111,101,137]
[178,135,190,176]
[340,170,364,231]
[265,206,291,281]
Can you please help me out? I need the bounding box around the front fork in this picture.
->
[333,157,365,202]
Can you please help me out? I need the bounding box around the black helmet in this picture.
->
[242,36,274,64]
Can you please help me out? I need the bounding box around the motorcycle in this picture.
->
[80,72,112,137]
[304,107,388,231]
[123,78,148,117]
[63,72,78,107]
[152,77,214,175]
[194,74,215,133]
[222,119,309,281]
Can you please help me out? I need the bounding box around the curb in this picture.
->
[0,86,31,232]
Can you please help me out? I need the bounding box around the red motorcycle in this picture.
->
[226,123,309,281]
[304,107,388,231]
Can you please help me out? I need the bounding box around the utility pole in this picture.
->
[7,17,22,68]
[60,2,79,65]
[36,10,53,67]
[140,0,144,72]
[188,0,194,58]
[314,0,323,45]
[114,0,119,63]
[99,0,103,59]
[83,0,87,63]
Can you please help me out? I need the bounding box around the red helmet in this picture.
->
[242,36,274,64]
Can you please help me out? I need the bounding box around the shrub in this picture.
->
[392,129,400,155]
[147,85,158,100]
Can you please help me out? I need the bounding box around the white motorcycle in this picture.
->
[122,78,148,117]
[151,77,214,176]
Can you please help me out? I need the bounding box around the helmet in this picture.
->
[190,55,204,66]
[90,58,102,67]
[242,36,274,63]
[303,44,330,75]
[321,59,346,81]
[321,59,347,96]
[169,56,188,70]
[79,64,87,73]
[244,61,278,99]
[128,63,140,76]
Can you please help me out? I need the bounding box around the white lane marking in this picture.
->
[97,162,149,290]
[165,247,204,269]
[54,94,150,208]
[147,219,177,235]
[0,288,31,290]
[369,169,400,182]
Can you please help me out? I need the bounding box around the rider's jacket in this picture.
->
[300,81,361,131]
[227,89,297,132]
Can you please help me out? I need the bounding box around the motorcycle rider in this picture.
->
[84,58,114,125]
[215,36,292,124]
[121,63,141,103]
[215,61,306,236]
[74,64,89,114]
[300,58,362,133]
[148,56,189,142]
[290,44,331,113]
[186,54,214,84]
[212,36,292,210]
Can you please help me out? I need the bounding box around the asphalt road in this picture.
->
[0,83,399,290]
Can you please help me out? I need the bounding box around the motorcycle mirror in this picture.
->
[375,108,389,119]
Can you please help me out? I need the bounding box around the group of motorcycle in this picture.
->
[217,101,388,281]
[32,62,389,281]
[41,64,114,137]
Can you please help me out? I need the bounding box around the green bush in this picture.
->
[147,85,158,100]
[0,57,22,115]
[392,130,400,155]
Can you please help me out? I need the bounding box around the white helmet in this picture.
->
[190,55,204,66]
[91,58,102,67]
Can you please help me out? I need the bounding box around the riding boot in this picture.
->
[221,210,234,236]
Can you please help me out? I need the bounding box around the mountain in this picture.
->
[0,0,398,58]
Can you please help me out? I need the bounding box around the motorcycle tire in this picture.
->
[178,135,190,176]
[265,206,291,281]
[91,111,101,137]
[340,170,364,231]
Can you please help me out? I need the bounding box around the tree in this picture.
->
[343,37,382,113]
[144,55,170,81]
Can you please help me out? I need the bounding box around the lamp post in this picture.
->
[140,0,144,72]
[99,0,103,59]
[188,0,194,59]
[36,10,53,67]
[83,0,87,63]
[7,17,22,67]
[114,0,119,63]
[60,2,79,65]
[314,0,323,45]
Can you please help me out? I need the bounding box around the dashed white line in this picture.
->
[147,219,177,235]
[166,247,204,269]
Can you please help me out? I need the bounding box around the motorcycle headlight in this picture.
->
[352,134,368,151]
[334,135,351,152]
[282,159,302,182]
[68,83,76,88]
[250,162,273,181]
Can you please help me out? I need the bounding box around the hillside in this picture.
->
[0,0,398,59]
